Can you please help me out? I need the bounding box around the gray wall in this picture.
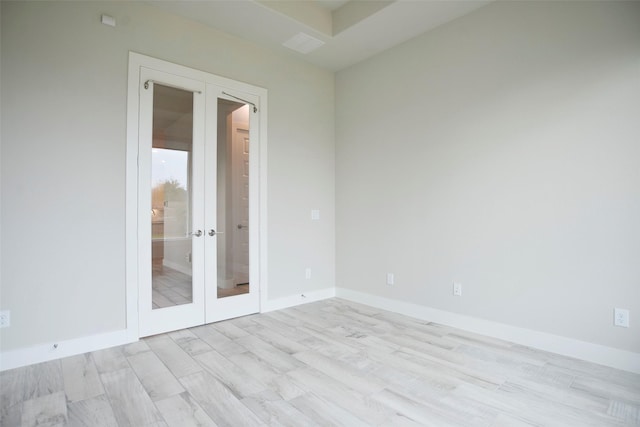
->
[0,1,335,351]
[336,1,640,353]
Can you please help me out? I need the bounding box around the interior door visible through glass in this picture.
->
[151,84,194,309]
[216,99,250,299]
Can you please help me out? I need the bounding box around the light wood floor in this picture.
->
[1,298,639,426]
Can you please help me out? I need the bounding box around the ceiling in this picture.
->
[148,0,492,71]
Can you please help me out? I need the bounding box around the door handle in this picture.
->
[190,230,203,237]
[208,229,224,236]
[237,224,247,230]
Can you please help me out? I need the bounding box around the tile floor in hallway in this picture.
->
[1,298,639,426]
[152,266,249,309]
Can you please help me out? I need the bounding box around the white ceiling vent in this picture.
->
[282,32,325,54]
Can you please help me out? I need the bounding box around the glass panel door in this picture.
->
[139,67,206,337]
[204,89,260,323]
[135,56,263,336]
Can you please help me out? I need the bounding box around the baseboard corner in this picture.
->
[261,286,336,313]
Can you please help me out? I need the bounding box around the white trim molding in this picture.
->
[0,286,333,371]
[261,287,336,313]
[0,329,135,372]
[336,288,640,374]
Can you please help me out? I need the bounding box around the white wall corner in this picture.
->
[0,329,136,372]
[335,287,640,375]
[261,287,336,313]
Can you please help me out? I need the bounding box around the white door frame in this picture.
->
[125,52,268,339]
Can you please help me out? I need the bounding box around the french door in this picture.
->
[134,56,263,337]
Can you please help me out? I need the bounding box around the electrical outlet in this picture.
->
[305,268,311,279]
[386,273,395,286]
[614,308,629,328]
[453,282,462,296]
[0,310,10,328]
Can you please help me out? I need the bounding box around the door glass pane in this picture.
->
[151,84,194,309]
[216,99,250,299]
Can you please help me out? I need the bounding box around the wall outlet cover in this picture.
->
[0,310,10,328]
[453,282,462,296]
[614,308,630,328]
[386,273,394,286]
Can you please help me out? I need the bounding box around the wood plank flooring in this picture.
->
[1,298,639,426]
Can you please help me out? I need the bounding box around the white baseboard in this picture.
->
[336,287,640,374]
[0,287,335,372]
[261,287,336,313]
[162,259,192,276]
[6,288,635,374]
[0,329,136,372]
